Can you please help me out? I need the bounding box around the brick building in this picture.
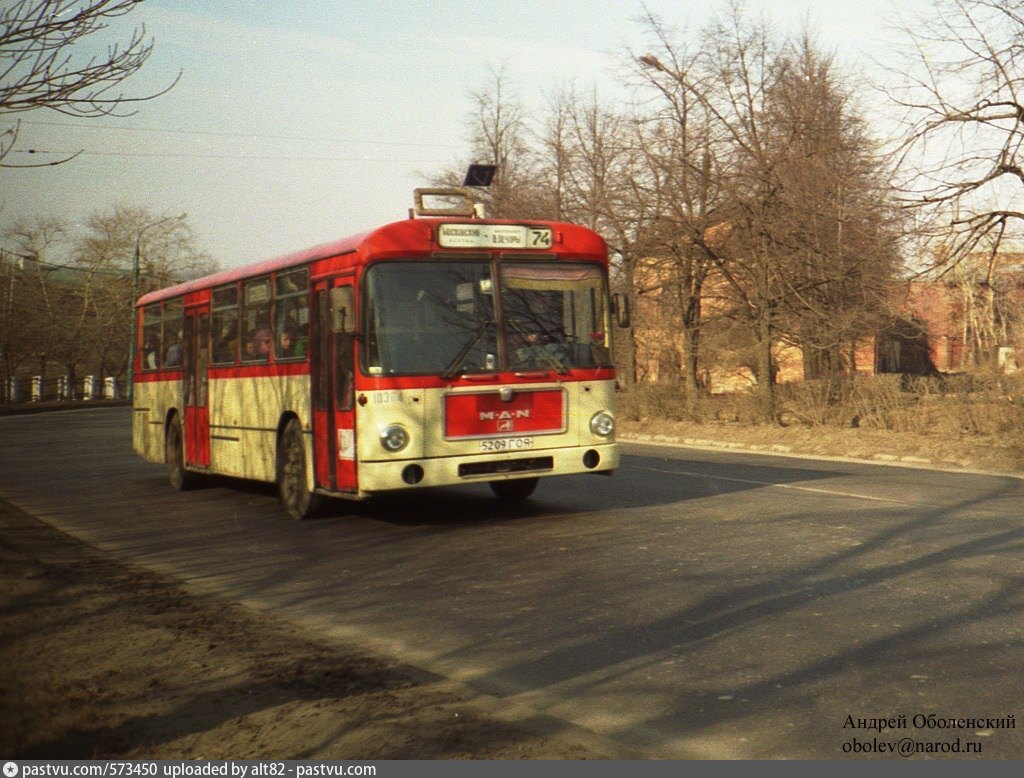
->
[631,260,1024,392]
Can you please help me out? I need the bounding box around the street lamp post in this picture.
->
[126,213,186,402]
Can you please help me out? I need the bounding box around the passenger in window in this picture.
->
[214,330,237,363]
[164,333,182,367]
[293,331,308,358]
[277,327,297,359]
[253,327,273,360]
[143,335,160,370]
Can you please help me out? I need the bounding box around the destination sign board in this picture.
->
[438,224,553,250]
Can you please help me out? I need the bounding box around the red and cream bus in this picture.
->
[132,189,626,518]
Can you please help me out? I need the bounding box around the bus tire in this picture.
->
[489,477,539,501]
[166,415,196,491]
[277,419,323,520]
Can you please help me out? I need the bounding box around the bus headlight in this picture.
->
[590,411,615,437]
[379,424,410,452]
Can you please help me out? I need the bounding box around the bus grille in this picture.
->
[458,456,554,478]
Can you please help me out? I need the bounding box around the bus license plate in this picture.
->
[480,437,533,452]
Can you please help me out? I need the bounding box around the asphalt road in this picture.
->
[2,406,1023,759]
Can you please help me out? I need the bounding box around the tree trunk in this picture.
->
[679,325,701,415]
[753,313,776,423]
[679,288,704,409]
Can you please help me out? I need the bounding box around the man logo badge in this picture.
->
[479,410,530,421]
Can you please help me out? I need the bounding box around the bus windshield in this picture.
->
[364,260,611,376]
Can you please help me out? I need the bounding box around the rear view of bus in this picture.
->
[132,186,627,518]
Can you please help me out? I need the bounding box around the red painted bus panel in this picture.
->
[444,390,565,438]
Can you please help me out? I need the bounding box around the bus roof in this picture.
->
[136,228,371,307]
[136,217,607,307]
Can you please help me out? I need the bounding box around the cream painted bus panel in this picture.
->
[208,375,312,483]
[356,380,617,464]
[132,379,182,464]
[357,442,619,494]
[355,389,426,463]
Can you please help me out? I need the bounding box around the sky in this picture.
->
[2,0,931,270]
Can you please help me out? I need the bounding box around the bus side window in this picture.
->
[212,284,239,365]
[142,305,162,370]
[164,332,182,367]
[242,278,272,362]
[162,300,184,368]
[274,269,309,361]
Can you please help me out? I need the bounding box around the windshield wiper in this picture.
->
[442,320,495,379]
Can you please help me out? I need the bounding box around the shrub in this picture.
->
[621,371,1024,438]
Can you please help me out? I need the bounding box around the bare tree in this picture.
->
[765,37,903,379]
[532,86,668,388]
[943,243,1024,367]
[629,13,722,404]
[0,246,40,397]
[534,90,574,221]
[76,205,215,288]
[637,5,901,419]
[74,206,215,379]
[890,0,1024,266]
[1,217,81,394]
[0,209,213,397]
[636,6,786,419]
[578,101,648,389]
[461,66,540,218]
[1,0,179,167]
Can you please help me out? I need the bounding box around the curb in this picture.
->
[0,400,130,417]
[620,433,1024,480]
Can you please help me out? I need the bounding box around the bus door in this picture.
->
[182,305,211,468]
[312,277,357,492]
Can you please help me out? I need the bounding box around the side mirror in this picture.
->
[330,286,356,334]
[612,293,631,329]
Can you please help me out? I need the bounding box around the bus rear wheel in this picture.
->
[489,477,539,501]
[277,419,324,520]
[166,415,196,491]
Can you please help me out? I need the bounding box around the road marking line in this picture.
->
[629,464,921,507]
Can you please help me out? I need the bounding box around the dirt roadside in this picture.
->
[0,500,623,760]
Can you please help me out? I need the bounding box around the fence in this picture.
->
[3,375,123,404]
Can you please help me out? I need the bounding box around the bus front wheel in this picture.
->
[489,477,539,501]
[277,419,324,520]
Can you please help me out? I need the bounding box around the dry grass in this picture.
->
[619,373,1024,473]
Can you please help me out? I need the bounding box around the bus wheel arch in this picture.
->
[165,410,195,490]
[276,415,324,520]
